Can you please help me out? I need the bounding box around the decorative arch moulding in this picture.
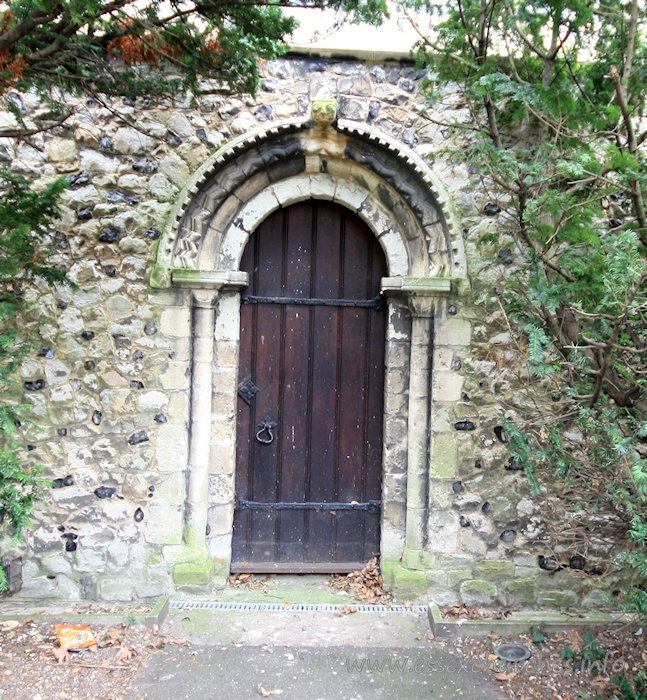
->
[151,102,469,291]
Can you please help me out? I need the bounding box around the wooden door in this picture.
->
[231,200,387,573]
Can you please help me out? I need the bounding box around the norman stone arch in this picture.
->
[154,103,471,594]
[151,104,467,286]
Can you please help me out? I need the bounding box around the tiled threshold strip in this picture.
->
[169,601,428,613]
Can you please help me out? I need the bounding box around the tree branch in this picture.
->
[0,8,63,53]
[622,0,639,83]
[610,65,647,242]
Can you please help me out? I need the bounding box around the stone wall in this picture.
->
[0,54,609,609]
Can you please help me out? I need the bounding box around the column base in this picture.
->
[173,557,214,591]
[382,554,428,602]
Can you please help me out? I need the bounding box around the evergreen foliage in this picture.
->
[0,169,67,589]
[0,0,388,102]
[401,0,647,615]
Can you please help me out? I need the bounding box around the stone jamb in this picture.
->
[184,289,218,551]
[405,294,435,555]
[171,278,245,589]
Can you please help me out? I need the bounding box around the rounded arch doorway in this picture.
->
[231,200,387,573]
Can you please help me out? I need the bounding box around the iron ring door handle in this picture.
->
[256,417,277,444]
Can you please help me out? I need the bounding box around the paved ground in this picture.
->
[132,606,505,699]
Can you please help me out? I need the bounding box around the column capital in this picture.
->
[191,289,219,309]
[408,295,435,318]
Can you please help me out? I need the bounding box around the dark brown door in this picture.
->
[231,200,387,573]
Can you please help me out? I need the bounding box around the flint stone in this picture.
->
[128,430,149,445]
[80,149,117,175]
[165,130,182,146]
[133,157,158,174]
[113,127,154,155]
[159,152,189,186]
[64,185,101,207]
[148,173,175,200]
[94,486,117,499]
[24,379,45,391]
[106,190,140,205]
[167,113,194,138]
[98,227,121,243]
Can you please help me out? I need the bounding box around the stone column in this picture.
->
[171,271,248,591]
[185,288,218,549]
[405,295,435,554]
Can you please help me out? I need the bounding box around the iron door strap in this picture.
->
[242,295,386,310]
[256,417,277,444]
[237,500,381,513]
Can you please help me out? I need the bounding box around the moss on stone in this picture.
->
[459,578,497,607]
[391,565,428,601]
[173,559,214,587]
[537,590,579,608]
[149,263,171,289]
[380,556,400,590]
[498,578,536,606]
[401,548,425,570]
[472,560,514,580]
[446,569,472,587]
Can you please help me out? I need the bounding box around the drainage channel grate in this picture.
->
[170,601,427,613]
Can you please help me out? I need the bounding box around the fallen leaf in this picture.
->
[339,605,357,615]
[488,653,499,661]
[52,647,69,664]
[568,629,583,652]
[116,646,133,662]
[494,672,513,682]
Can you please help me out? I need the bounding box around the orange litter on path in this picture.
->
[54,623,97,650]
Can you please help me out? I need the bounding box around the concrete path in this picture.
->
[131,607,504,699]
